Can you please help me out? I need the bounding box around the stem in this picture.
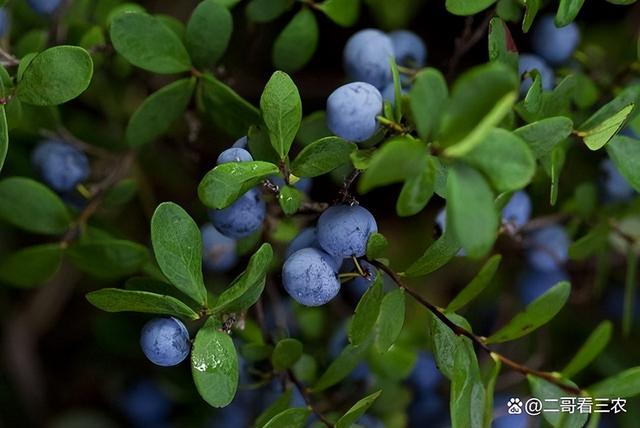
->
[376,115,405,133]
[370,260,583,395]
[287,370,334,427]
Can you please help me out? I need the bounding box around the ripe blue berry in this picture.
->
[519,54,554,95]
[327,82,383,142]
[231,135,248,149]
[502,190,532,229]
[525,225,569,271]
[531,15,580,65]
[26,0,62,15]
[140,317,190,367]
[517,267,569,305]
[388,30,426,68]
[286,227,342,270]
[216,147,253,164]
[271,175,313,194]
[32,140,90,192]
[209,188,266,239]
[343,29,395,89]
[201,223,238,272]
[283,247,340,306]
[317,204,378,258]
[381,82,408,105]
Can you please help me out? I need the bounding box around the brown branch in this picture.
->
[447,10,495,81]
[370,260,582,395]
[287,369,335,427]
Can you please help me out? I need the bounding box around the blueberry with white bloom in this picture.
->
[327,82,383,142]
[282,248,341,306]
[286,227,342,270]
[216,147,253,164]
[140,317,190,367]
[343,29,395,89]
[209,188,266,239]
[531,14,580,65]
[201,223,237,272]
[389,30,426,68]
[317,204,378,258]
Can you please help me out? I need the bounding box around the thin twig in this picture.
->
[370,260,583,395]
[447,10,495,81]
[287,370,335,427]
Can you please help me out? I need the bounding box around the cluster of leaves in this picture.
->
[0,0,640,427]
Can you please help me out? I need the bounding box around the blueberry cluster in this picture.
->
[327,28,426,142]
[282,204,378,306]
[519,14,581,94]
[31,139,90,193]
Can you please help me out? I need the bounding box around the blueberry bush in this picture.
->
[0,0,640,427]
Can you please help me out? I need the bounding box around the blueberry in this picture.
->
[389,30,426,68]
[326,82,383,142]
[216,147,253,164]
[209,188,266,238]
[286,227,343,270]
[531,15,580,65]
[317,204,378,258]
[525,225,569,271]
[271,175,313,194]
[517,267,569,305]
[120,380,171,428]
[502,191,532,229]
[26,0,62,15]
[0,8,9,38]
[201,223,238,272]
[343,29,395,89]
[282,247,341,306]
[231,135,248,149]
[518,54,554,95]
[140,317,190,367]
[600,158,635,203]
[32,140,90,192]
[381,82,408,105]
[410,351,442,392]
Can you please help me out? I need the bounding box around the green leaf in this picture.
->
[461,128,536,192]
[125,277,200,308]
[0,106,6,172]
[271,338,303,370]
[443,91,517,157]
[110,12,191,73]
[16,46,93,106]
[366,232,388,259]
[488,17,518,72]
[403,231,461,277]
[486,281,571,344]
[447,255,501,313]
[260,71,302,159]
[528,376,587,428]
[211,243,273,313]
[482,357,502,428]
[290,137,356,177]
[273,8,318,72]
[556,0,585,26]
[85,288,199,319]
[246,0,292,22]
[445,0,497,15]
[191,320,239,407]
[125,78,195,147]
[198,161,279,209]
[440,62,518,150]
[450,347,485,428]
[409,68,448,141]
[186,0,233,68]
[312,342,368,392]
[522,0,541,32]
[317,0,360,26]
[396,164,436,217]
[68,239,149,279]
[513,116,573,158]
[587,367,640,398]
[335,390,382,428]
[103,179,138,207]
[349,277,383,345]
[0,244,63,288]
[390,57,402,122]
[255,390,293,428]
[579,84,640,131]
[623,247,638,337]
[198,74,261,138]
[429,311,474,380]
[151,202,207,306]
[606,136,640,192]
[568,223,610,260]
[374,289,405,353]
[523,71,543,113]
[562,321,612,378]
[548,145,565,205]
[297,111,332,146]
[263,408,310,428]
[358,136,428,193]
[278,185,302,216]
[579,104,634,151]
[447,164,498,258]
[0,177,71,235]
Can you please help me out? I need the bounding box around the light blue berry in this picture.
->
[531,15,580,65]
[389,30,426,68]
[209,188,266,239]
[32,140,90,192]
[343,29,395,89]
[27,0,62,15]
[327,82,383,142]
[381,82,408,105]
[519,54,554,95]
[525,225,569,271]
[271,175,313,194]
[317,204,378,258]
[140,317,190,367]
[201,223,238,272]
[502,191,532,229]
[286,227,342,270]
[283,247,341,306]
[231,136,248,149]
[216,147,253,164]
